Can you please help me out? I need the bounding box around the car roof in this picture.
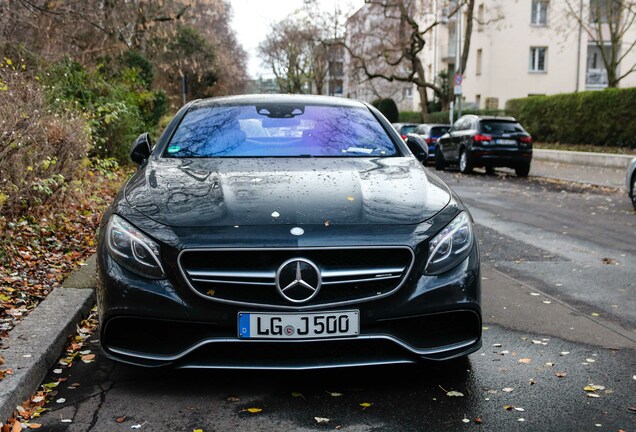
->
[420,123,450,127]
[467,115,519,122]
[191,94,367,109]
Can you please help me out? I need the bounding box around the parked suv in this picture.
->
[414,123,450,161]
[435,115,533,177]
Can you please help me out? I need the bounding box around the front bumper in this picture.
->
[96,240,481,369]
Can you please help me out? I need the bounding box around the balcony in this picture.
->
[586,68,608,90]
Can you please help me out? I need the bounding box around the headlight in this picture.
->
[424,212,474,275]
[105,214,166,279]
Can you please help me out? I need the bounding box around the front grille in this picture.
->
[178,247,414,309]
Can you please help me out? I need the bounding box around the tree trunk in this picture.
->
[414,57,429,117]
[460,0,475,75]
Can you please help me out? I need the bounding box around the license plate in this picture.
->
[496,139,517,145]
[238,311,359,339]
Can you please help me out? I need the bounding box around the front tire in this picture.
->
[434,146,446,171]
[515,163,531,177]
[631,175,636,210]
[459,150,473,174]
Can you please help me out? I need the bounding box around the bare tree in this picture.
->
[343,0,476,115]
[565,0,636,87]
[258,17,318,93]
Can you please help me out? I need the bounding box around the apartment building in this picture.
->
[344,0,636,112]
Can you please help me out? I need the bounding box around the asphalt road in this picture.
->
[27,168,636,432]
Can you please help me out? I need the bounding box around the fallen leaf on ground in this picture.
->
[462,418,470,423]
[130,422,147,429]
[560,352,570,356]
[291,392,304,399]
[27,424,42,429]
[555,372,567,378]
[193,429,204,432]
[518,358,531,364]
[11,421,21,432]
[241,408,262,413]
[446,391,464,397]
[325,391,343,397]
[116,416,127,423]
[502,387,514,393]
[314,417,330,424]
[226,396,240,402]
[474,418,482,424]
[81,354,95,363]
[503,405,514,411]
[359,402,372,409]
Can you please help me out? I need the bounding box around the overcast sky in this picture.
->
[230,0,364,79]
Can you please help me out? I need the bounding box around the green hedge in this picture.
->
[506,88,636,148]
[402,109,504,125]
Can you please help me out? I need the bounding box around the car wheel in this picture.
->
[515,163,531,177]
[485,166,495,175]
[631,175,636,210]
[459,150,473,174]
[434,146,446,171]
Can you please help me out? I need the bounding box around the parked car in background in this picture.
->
[627,157,636,210]
[435,115,533,177]
[414,123,450,161]
[392,123,420,140]
[96,95,482,369]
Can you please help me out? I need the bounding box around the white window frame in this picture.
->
[529,47,547,72]
[531,0,549,26]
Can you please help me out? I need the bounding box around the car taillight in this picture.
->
[425,138,436,144]
[519,136,533,144]
[473,134,492,142]
[401,135,408,140]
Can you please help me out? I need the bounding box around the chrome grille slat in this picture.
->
[322,275,401,286]
[178,247,415,310]
[191,278,275,286]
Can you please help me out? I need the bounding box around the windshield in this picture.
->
[164,104,398,157]
[430,126,449,137]
[480,121,525,134]
[400,125,418,134]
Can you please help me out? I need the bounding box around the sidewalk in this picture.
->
[530,159,627,189]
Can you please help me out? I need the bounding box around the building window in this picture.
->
[485,97,499,110]
[531,0,548,26]
[403,87,413,98]
[475,94,481,109]
[529,47,547,72]
[476,49,483,75]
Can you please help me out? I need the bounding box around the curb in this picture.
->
[534,149,633,169]
[0,262,96,422]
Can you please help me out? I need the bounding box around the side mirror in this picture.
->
[405,133,429,162]
[131,133,152,165]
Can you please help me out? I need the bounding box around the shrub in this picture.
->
[399,111,423,123]
[506,89,636,148]
[43,58,168,163]
[377,98,399,123]
[423,109,505,125]
[0,59,90,216]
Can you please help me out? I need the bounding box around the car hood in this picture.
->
[124,158,451,227]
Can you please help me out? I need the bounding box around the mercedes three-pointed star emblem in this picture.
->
[275,258,322,303]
